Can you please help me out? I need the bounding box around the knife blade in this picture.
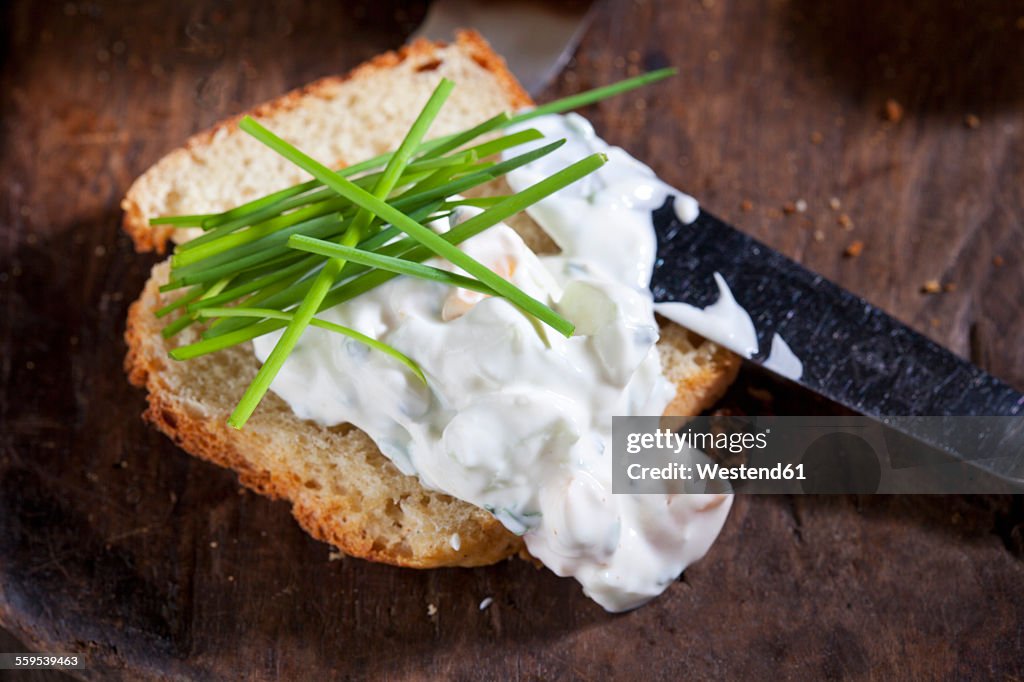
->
[650,200,1024,485]
[413,0,594,95]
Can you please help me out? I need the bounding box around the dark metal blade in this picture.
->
[650,200,1024,484]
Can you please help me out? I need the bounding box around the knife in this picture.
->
[650,203,1024,487]
[415,4,1024,487]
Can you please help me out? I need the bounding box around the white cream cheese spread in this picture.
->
[764,333,804,381]
[654,273,759,359]
[252,113,737,611]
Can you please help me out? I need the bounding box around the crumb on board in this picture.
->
[930,317,941,328]
[740,199,753,212]
[427,604,437,617]
[882,99,904,123]
[782,201,797,215]
[829,197,841,211]
[209,541,218,549]
[479,597,494,611]
[795,199,807,213]
[993,255,1005,267]
[810,131,824,145]
[964,114,981,129]
[943,282,957,292]
[921,279,942,294]
[328,549,344,562]
[813,229,825,242]
[837,214,854,230]
[844,240,865,258]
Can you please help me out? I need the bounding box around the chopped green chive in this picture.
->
[287,235,498,297]
[149,213,217,227]
[196,307,426,384]
[510,67,677,123]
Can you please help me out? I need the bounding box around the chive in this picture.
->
[169,153,606,360]
[167,255,316,337]
[172,197,350,268]
[389,161,483,206]
[161,212,344,290]
[349,79,456,241]
[509,67,677,124]
[201,178,322,229]
[184,187,341,250]
[226,237,351,429]
[159,277,231,338]
[196,307,426,384]
[367,138,560,217]
[149,214,216,227]
[197,202,442,341]
[160,310,200,338]
[172,152,493,283]
[287,236,497,296]
[184,255,318,313]
[322,153,609,311]
[460,128,543,159]
[227,80,454,429]
[417,111,510,159]
[198,199,447,340]
[155,284,205,318]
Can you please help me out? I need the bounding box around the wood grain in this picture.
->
[1,0,1022,679]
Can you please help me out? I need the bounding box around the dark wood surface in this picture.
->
[1,0,1023,679]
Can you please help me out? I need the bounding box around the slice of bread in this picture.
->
[123,32,741,568]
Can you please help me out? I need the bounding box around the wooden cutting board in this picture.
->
[1,0,1022,678]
